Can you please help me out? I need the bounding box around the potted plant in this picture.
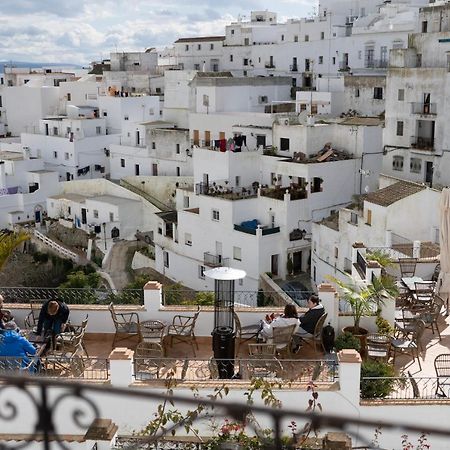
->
[334,331,361,352]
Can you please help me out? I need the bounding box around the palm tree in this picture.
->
[0,230,30,271]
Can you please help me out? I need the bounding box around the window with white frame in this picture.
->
[53,151,58,159]
[350,212,358,225]
[233,246,242,261]
[410,157,422,174]
[393,155,404,171]
[398,89,404,101]
[183,196,190,208]
[96,126,101,135]
[176,144,180,154]
[185,232,192,246]
[198,265,205,279]
[212,209,220,221]
[120,158,125,167]
[64,152,69,160]
[93,210,99,218]
[109,212,114,222]
[396,121,404,136]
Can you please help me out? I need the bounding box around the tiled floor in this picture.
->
[83,311,450,378]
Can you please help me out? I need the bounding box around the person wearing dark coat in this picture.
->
[36,299,70,336]
[298,294,325,335]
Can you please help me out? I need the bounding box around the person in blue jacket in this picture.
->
[0,321,37,369]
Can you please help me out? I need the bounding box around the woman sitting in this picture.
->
[259,304,300,341]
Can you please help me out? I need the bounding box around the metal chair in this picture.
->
[108,303,141,348]
[233,311,261,352]
[24,301,43,331]
[434,354,450,397]
[399,257,418,278]
[391,320,425,371]
[270,324,297,358]
[45,341,86,377]
[165,309,200,356]
[416,295,444,339]
[134,341,165,380]
[298,313,328,355]
[412,282,435,307]
[366,333,391,363]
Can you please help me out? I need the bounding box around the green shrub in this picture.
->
[257,290,275,307]
[163,282,184,305]
[334,331,361,352]
[375,315,394,336]
[360,360,396,399]
[33,252,49,263]
[195,291,214,306]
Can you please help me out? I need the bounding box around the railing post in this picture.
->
[84,418,118,450]
[318,283,338,333]
[144,281,163,312]
[109,348,134,387]
[413,240,421,258]
[338,349,362,406]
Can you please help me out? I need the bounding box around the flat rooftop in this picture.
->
[88,195,140,206]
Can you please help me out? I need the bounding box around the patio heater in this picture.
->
[205,267,246,379]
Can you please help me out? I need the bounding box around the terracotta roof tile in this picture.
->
[365,181,426,207]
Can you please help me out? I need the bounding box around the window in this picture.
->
[332,57,336,65]
[422,21,428,33]
[334,247,339,259]
[243,70,247,76]
[210,44,214,50]
[53,127,58,136]
[281,34,284,41]
[194,64,200,70]
[396,121,404,136]
[212,209,220,221]
[294,35,298,42]
[258,95,268,103]
[318,56,323,64]
[243,58,249,66]
[53,151,58,159]
[280,138,290,151]
[311,177,323,193]
[321,31,325,40]
[350,212,358,225]
[185,44,189,51]
[235,176,240,187]
[398,89,404,101]
[183,196,190,208]
[198,265,205,279]
[358,50,362,60]
[366,209,372,226]
[355,88,360,97]
[238,278,243,286]
[163,251,169,268]
[185,233,192,246]
[231,29,235,35]
[233,246,242,261]
[152,142,156,149]
[96,126,101,135]
[373,87,383,100]
[230,55,233,62]
[93,210,99,218]
[393,155,404,171]
[109,212,114,221]
[67,93,71,101]
[120,158,125,167]
[176,144,180,154]
[176,167,180,176]
[197,44,201,50]
[103,111,107,117]
[410,157,422,174]
[149,108,154,115]
[124,115,129,120]
[305,35,309,42]
[64,152,69,160]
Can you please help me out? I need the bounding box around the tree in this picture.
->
[0,230,29,271]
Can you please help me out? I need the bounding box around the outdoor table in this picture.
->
[23,331,49,356]
[139,320,166,344]
[401,276,424,292]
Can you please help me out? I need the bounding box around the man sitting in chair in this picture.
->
[36,299,70,337]
[0,321,36,369]
[298,294,325,335]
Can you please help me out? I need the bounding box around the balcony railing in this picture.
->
[411,136,434,151]
[356,250,367,277]
[339,62,350,71]
[0,286,144,305]
[364,59,388,69]
[203,252,229,267]
[289,64,298,72]
[411,102,437,115]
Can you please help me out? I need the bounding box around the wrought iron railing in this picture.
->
[134,357,338,383]
[356,250,367,276]
[2,373,450,449]
[0,356,110,380]
[411,102,437,115]
[361,376,448,400]
[0,286,144,305]
[203,252,229,268]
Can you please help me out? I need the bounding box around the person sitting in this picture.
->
[260,304,300,341]
[298,294,325,336]
[36,299,70,338]
[0,294,13,329]
[0,321,36,369]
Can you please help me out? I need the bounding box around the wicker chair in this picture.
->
[270,324,297,358]
[134,342,165,379]
[298,313,328,355]
[108,303,141,347]
[165,309,200,355]
[233,311,261,353]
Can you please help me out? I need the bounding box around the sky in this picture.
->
[0,0,316,65]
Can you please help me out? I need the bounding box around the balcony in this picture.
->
[411,136,434,151]
[339,62,350,72]
[289,64,298,72]
[195,182,258,200]
[364,59,388,69]
[203,252,229,267]
[264,63,276,69]
[234,224,280,235]
[411,103,437,116]
[260,185,308,201]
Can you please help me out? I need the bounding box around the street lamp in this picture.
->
[102,222,107,250]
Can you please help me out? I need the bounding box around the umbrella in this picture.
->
[437,187,450,314]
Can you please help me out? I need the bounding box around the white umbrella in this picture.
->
[437,187,450,314]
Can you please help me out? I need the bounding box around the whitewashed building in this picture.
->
[312,176,440,285]
[0,142,60,228]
